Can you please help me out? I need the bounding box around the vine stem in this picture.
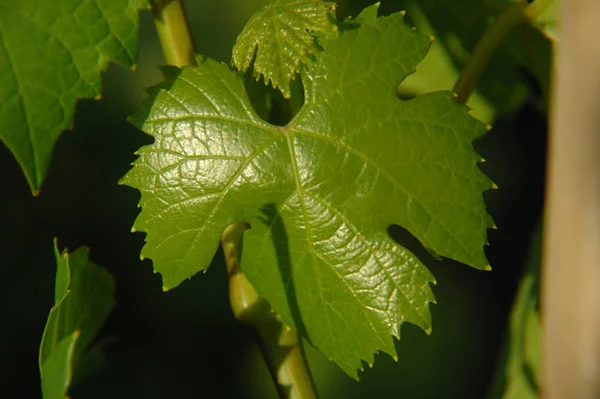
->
[541,0,600,397]
[149,3,317,397]
[151,0,196,67]
[222,223,318,399]
[452,0,551,104]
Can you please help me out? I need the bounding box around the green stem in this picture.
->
[222,223,318,399]
[151,0,196,67]
[453,0,550,105]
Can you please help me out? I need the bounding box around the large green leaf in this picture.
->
[0,0,148,194]
[232,0,337,98]
[39,242,115,399]
[123,4,493,376]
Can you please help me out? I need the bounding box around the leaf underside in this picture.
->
[123,4,493,377]
[0,0,148,194]
[39,242,115,399]
[232,0,337,98]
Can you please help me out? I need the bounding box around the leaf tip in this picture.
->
[486,124,493,131]
[131,226,137,233]
[491,182,499,190]
[484,264,492,271]
[140,254,145,261]
[425,327,433,335]
[400,10,407,17]
[131,64,139,73]
[94,94,102,101]
[429,35,436,42]
[162,285,170,292]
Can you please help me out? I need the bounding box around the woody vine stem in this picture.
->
[149,0,557,398]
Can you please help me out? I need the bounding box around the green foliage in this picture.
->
[123,3,493,377]
[489,232,542,399]
[530,0,556,41]
[0,0,148,193]
[39,242,115,399]
[232,0,337,98]
[407,0,553,118]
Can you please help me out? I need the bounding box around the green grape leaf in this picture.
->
[232,0,337,98]
[0,0,148,194]
[123,4,493,376]
[39,241,115,399]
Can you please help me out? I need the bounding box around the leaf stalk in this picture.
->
[222,223,318,399]
[151,0,196,67]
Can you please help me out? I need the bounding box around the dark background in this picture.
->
[0,0,546,397]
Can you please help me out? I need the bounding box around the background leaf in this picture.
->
[0,0,148,193]
[40,332,80,399]
[391,0,553,120]
[39,242,115,398]
[488,230,542,399]
[232,0,337,98]
[124,5,493,376]
[529,0,556,41]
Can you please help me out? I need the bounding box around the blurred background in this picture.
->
[0,0,548,397]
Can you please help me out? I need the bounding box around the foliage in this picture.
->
[0,0,553,397]
[0,0,148,193]
[123,3,493,376]
[232,0,338,97]
[489,231,542,399]
[39,242,115,399]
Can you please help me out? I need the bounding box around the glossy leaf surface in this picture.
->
[124,4,493,376]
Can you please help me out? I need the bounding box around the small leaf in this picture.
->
[39,241,115,398]
[0,0,148,194]
[40,332,80,399]
[232,0,337,98]
[124,6,493,376]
